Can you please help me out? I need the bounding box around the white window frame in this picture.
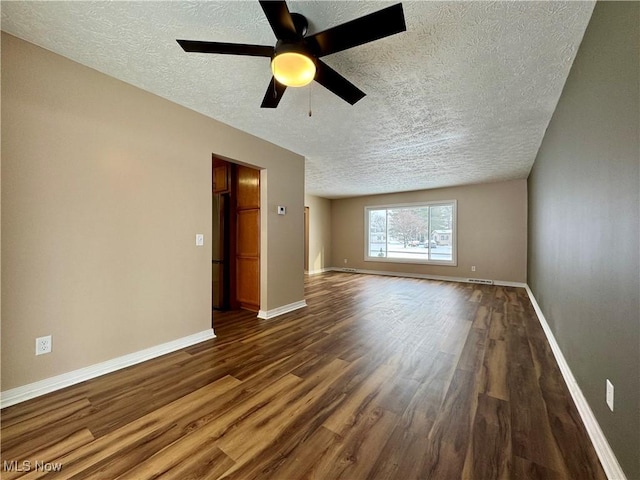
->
[364,200,457,266]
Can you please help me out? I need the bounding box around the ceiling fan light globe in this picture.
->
[271,52,316,87]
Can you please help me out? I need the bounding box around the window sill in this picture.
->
[364,257,457,267]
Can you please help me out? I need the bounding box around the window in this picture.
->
[365,201,456,265]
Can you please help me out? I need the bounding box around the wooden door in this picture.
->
[235,165,260,311]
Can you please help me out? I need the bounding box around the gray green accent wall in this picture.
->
[527,2,639,478]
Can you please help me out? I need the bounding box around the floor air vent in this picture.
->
[468,278,494,285]
[343,268,357,273]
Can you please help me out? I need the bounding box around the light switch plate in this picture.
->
[277,206,286,215]
[195,234,204,246]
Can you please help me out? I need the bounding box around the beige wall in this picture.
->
[304,194,332,273]
[1,34,304,391]
[331,179,527,283]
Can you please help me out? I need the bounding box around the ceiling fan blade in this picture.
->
[259,0,298,40]
[177,40,273,57]
[261,77,287,108]
[314,60,365,105]
[306,3,406,57]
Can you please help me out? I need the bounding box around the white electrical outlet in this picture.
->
[471,266,476,272]
[36,335,52,355]
[606,379,614,411]
[344,258,348,264]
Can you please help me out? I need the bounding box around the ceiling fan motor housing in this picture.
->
[290,12,309,37]
[274,39,314,63]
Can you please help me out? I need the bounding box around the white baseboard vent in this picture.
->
[468,278,494,285]
[326,267,524,288]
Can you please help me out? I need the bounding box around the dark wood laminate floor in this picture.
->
[1,272,606,479]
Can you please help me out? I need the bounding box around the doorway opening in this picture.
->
[212,156,261,317]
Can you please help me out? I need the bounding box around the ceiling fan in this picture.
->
[177,1,406,108]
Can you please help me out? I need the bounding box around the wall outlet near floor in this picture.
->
[344,258,348,264]
[36,335,52,355]
[471,265,476,272]
[606,379,614,411]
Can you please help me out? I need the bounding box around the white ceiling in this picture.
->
[1,1,594,198]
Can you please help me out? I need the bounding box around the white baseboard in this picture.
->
[305,267,333,276]
[326,267,526,288]
[525,285,626,480]
[258,300,307,320]
[0,329,216,409]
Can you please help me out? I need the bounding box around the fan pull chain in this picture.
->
[308,84,312,117]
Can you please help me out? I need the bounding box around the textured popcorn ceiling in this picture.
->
[1,1,594,198]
